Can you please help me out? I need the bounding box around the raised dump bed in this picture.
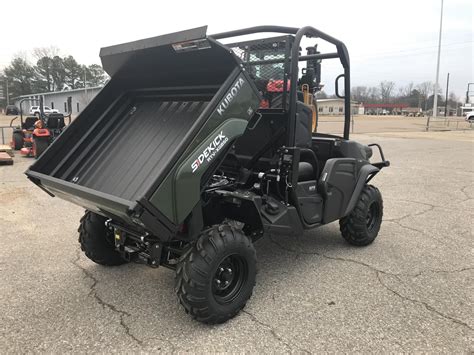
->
[45,93,211,201]
[27,26,261,236]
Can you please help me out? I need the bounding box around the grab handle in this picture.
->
[335,74,345,98]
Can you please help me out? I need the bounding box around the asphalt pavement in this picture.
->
[0,132,472,353]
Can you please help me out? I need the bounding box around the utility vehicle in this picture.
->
[11,97,71,158]
[26,26,389,324]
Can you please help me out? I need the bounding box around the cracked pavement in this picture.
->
[0,132,473,352]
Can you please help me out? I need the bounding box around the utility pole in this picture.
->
[444,73,449,117]
[5,77,9,106]
[467,82,474,104]
[432,0,444,118]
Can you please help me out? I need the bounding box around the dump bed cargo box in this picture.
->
[26,27,261,239]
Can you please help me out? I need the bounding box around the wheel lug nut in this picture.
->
[226,268,232,274]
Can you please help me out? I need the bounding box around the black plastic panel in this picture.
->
[319,158,357,223]
[295,181,323,224]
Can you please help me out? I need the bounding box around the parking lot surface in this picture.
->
[1,131,473,352]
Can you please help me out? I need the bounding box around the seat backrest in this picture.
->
[298,162,314,181]
[295,101,312,148]
[47,113,65,129]
[23,116,37,130]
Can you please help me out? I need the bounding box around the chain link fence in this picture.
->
[425,116,474,131]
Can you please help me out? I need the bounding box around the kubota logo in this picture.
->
[216,77,245,116]
[191,131,228,173]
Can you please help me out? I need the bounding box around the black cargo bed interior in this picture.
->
[47,91,211,202]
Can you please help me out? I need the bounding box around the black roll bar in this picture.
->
[211,25,351,141]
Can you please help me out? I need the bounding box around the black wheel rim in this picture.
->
[366,202,380,231]
[212,254,248,305]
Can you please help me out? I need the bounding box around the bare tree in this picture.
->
[32,47,61,92]
[352,86,369,102]
[402,82,414,97]
[417,81,433,110]
[368,87,380,102]
[347,81,462,112]
[32,46,60,61]
[380,81,395,103]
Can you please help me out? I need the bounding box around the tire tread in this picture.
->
[175,224,256,324]
[78,211,127,266]
[339,185,383,246]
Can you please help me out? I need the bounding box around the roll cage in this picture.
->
[211,25,351,143]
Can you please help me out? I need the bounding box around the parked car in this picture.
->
[29,106,59,116]
[5,105,19,115]
[465,111,474,122]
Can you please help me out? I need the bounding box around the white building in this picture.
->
[316,98,360,115]
[13,86,103,115]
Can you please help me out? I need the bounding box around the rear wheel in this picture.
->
[12,132,23,150]
[175,224,257,324]
[78,211,127,266]
[339,185,383,246]
[33,138,49,158]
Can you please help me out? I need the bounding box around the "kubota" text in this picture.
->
[216,77,245,116]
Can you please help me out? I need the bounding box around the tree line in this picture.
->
[2,50,462,111]
[318,80,461,110]
[2,47,108,99]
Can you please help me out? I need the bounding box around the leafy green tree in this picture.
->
[32,47,60,92]
[51,56,66,91]
[63,55,82,89]
[86,64,108,87]
[34,56,53,92]
[4,57,36,98]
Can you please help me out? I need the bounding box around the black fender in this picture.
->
[343,164,379,216]
[203,189,264,238]
[209,189,304,239]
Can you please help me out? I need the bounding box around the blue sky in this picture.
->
[1,0,472,99]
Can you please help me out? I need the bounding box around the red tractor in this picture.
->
[10,97,71,158]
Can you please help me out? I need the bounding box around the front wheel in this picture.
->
[340,185,383,246]
[175,224,257,324]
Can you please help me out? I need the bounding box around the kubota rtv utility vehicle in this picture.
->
[26,26,389,324]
